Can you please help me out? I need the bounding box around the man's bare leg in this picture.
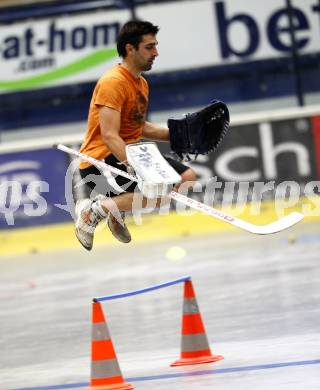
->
[75,167,197,250]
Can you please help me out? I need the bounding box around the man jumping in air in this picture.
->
[75,21,196,250]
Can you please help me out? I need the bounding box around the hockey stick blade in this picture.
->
[169,192,304,234]
[56,144,304,235]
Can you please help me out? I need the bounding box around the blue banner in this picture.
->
[0,148,72,229]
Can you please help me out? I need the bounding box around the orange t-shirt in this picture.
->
[79,64,149,168]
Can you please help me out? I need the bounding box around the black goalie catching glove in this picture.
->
[168,100,230,161]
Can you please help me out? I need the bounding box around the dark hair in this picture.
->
[117,21,159,58]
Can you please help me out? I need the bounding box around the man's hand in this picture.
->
[126,164,136,176]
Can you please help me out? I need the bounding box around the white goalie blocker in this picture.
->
[126,142,181,198]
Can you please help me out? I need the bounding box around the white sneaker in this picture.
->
[75,198,104,251]
[107,211,131,243]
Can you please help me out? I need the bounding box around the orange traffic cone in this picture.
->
[87,301,134,390]
[171,280,224,366]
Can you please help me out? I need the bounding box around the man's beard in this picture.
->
[141,63,152,71]
[141,58,154,72]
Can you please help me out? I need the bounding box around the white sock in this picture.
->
[92,199,108,218]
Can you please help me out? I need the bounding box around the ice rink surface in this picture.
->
[1,221,320,390]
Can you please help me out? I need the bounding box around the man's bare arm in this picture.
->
[99,106,128,163]
[142,121,169,141]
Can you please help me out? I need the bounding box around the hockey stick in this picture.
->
[56,144,304,235]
